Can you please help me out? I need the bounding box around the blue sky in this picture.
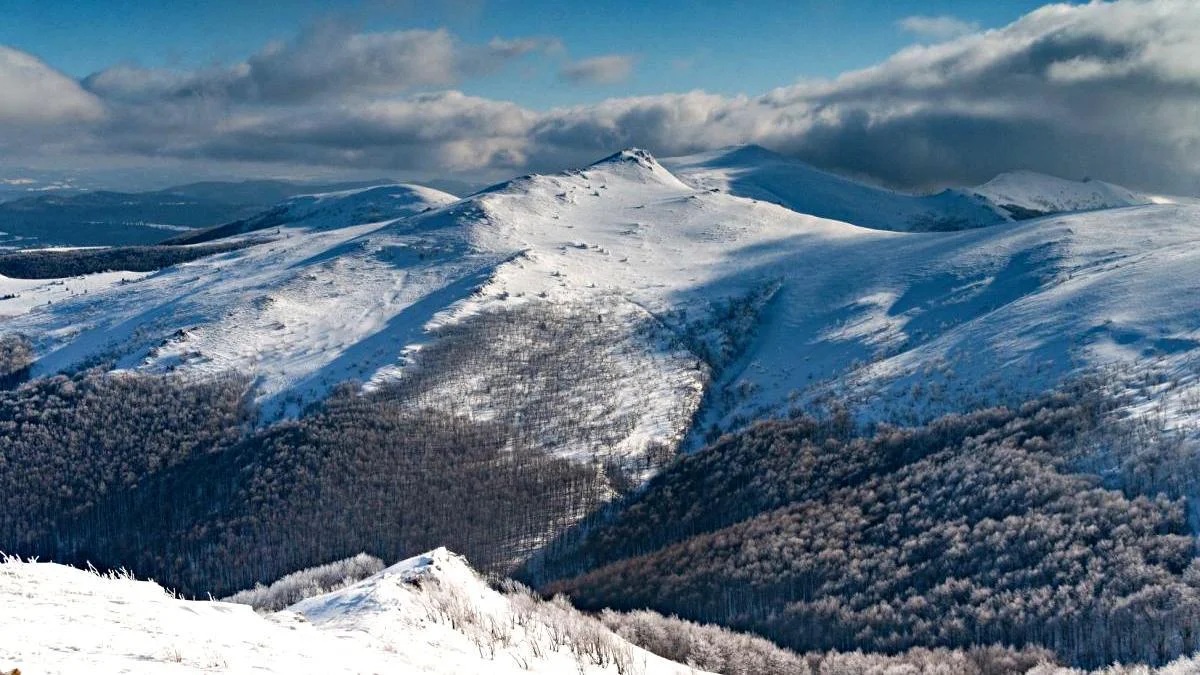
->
[0,0,1047,108]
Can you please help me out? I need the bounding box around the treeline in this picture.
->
[535,391,1200,668]
[527,402,1016,580]
[0,372,609,597]
[0,239,259,279]
[162,206,292,245]
[602,608,1056,675]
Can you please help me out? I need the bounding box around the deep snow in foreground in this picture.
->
[7,550,1200,674]
[0,549,708,675]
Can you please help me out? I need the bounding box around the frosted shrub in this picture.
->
[224,553,384,612]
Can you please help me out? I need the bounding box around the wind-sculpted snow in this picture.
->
[7,147,1200,461]
[0,549,711,674]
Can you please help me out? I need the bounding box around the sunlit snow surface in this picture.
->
[0,270,153,318]
[7,151,1200,450]
[971,170,1151,214]
[0,549,709,675]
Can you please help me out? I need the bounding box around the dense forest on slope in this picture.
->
[0,371,610,597]
[534,390,1200,668]
[0,239,260,279]
[5,309,1200,669]
[0,334,33,388]
[0,300,696,597]
[599,607,1056,675]
[0,371,253,546]
[372,300,702,476]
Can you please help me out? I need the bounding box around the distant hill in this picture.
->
[970,170,1151,218]
[0,178,399,248]
[164,183,458,245]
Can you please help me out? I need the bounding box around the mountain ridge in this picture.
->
[5,146,1200,461]
[663,144,1164,231]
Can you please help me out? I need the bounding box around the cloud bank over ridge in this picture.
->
[3,1,1198,194]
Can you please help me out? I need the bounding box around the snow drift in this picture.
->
[0,549,709,675]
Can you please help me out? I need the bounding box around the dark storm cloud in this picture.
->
[757,0,1200,191]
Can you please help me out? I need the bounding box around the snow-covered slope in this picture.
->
[664,145,1162,230]
[664,145,1005,231]
[970,170,1152,217]
[0,549,708,675]
[442,148,1200,435]
[167,182,457,244]
[0,269,153,318]
[7,147,1200,456]
[4,184,468,418]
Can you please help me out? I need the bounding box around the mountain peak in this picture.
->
[381,546,468,583]
[586,148,690,190]
[972,169,1147,215]
[592,147,659,169]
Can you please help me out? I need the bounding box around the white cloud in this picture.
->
[84,25,561,104]
[0,46,103,125]
[9,1,1200,195]
[897,15,981,41]
[559,55,637,85]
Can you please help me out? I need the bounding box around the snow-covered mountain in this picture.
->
[0,548,708,675]
[664,144,1162,229]
[970,170,1152,217]
[6,147,1200,460]
[2,183,466,417]
[663,144,1006,231]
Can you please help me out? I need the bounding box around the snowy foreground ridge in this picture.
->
[0,548,709,674]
